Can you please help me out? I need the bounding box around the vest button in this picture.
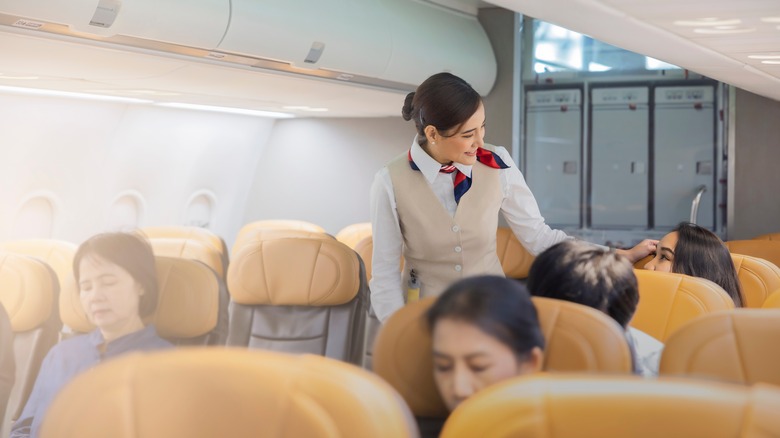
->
[454,265,462,272]
[454,246,462,253]
[451,225,460,232]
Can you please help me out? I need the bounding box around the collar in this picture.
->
[409,136,473,183]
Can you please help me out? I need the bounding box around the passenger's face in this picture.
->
[644,231,678,272]
[78,255,143,335]
[428,103,486,166]
[432,318,538,411]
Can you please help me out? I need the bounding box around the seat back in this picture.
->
[372,296,633,420]
[60,257,222,345]
[726,240,780,270]
[753,232,780,241]
[39,348,418,438]
[439,374,780,438]
[335,222,372,249]
[763,290,780,308]
[0,253,61,436]
[232,227,332,258]
[731,253,780,308]
[0,239,77,291]
[142,226,228,278]
[495,227,535,279]
[234,220,325,252]
[660,309,780,385]
[227,237,368,365]
[632,269,735,342]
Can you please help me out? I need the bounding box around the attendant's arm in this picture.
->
[369,169,406,323]
[496,147,570,255]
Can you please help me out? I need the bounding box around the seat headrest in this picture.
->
[228,237,360,306]
[495,227,535,279]
[61,257,219,338]
[730,253,780,308]
[0,239,77,283]
[232,228,333,257]
[660,309,780,385]
[725,240,780,268]
[39,348,418,438]
[372,296,633,419]
[149,237,224,278]
[335,222,373,250]
[633,269,735,341]
[142,226,225,256]
[439,374,780,437]
[0,252,58,332]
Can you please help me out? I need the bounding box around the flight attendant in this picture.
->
[369,72,654,323]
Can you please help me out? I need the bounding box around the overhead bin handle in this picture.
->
[689,185,707,224]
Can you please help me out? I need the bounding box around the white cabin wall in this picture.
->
[0,93,275,246]
[242,116,411,236]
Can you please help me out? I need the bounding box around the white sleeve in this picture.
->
[495,147,571,256]
[368,168,406,323]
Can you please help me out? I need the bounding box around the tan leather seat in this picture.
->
[0,253,60,436]
[660,309,780,385]
[731,253,780,308]
[726,240,780,270]
[60,257,222,345]
[142,226,229,278]
[496,226,535,279]
[335,222,372,249]
[372,296,633,420]
[753,232,780,241]
[234,220,326,254]
[39,348,418,438]
[438,374,780,437]
[227,237,368,365]
[763,290,780,308]
[232,227,332,258]
[632,270,735,342]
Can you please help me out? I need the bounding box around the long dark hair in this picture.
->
[426,275,544,360]
[672,222,744,307]
[73,231,159,317]
[527,240,638,328]
[402,72,481,146]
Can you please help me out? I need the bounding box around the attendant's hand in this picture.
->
[616,239,658,263]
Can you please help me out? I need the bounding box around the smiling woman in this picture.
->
[10,232,173,438]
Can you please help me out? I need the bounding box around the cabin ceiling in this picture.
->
[0,0,777,119]
[488,0,780,102]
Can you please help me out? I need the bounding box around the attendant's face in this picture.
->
[78,255,143,332]
[432,318,540,411]
[427,102,486,166]
[644,231,678,272]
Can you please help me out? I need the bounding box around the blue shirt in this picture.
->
[11,325,172,438]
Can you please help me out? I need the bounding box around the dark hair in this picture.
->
[426,275,544,360]
[527,240,638,328]
[672,222,744,307]
[402,72,482,146]
[73,231,159,317]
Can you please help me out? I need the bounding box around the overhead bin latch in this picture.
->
[90,0,122,28]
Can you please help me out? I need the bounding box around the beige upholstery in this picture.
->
[227,237,368,365]
[149,237,225,279]
[372,296,633,420]
[234,220,326,253]
[39,348,418,438]
[660,309,780,385]
[763,290,780,308]
[726,240,780,270]
[232,227,332,258]
[731,253,780,308]
[142,226,228,277]
[60,257,222,345]
[335,222,372,249]
[0,253,60,436]
[496,227,535,279]
[632,270,735,342]
[439,374,780,438]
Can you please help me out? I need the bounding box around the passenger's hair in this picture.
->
[426,275,544,360]
[672,222,744,307]
[73,231,159,317]
[402,72,481,146]
[527,240,638,328]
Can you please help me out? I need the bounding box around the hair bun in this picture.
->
[401,92,415,121]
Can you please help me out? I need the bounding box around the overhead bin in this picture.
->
[0,0,230,49]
